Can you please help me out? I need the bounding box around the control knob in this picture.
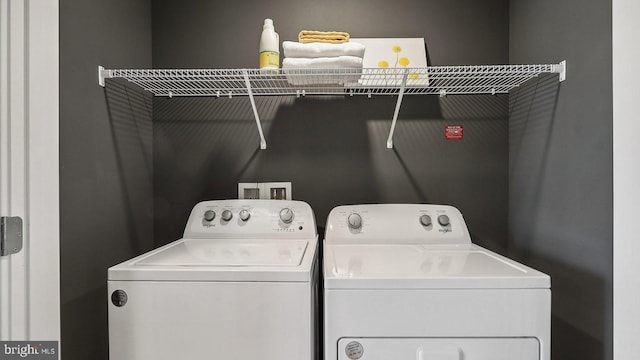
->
[203,210,216,222]
[239,209,251,222]
[279,208,294,223]
[221,210,233,222]
[438,214,450,226]
[347,213,362,229]
[419,215,432,226]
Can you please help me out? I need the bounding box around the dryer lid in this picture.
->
[323,244,550,289]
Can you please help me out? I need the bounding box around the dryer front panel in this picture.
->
[337,338,539,360]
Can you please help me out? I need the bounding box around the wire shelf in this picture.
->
[97,62,566,149]
[99,63,565,98]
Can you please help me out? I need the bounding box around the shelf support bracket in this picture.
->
[387,68,409,149]
[243,70,267,150]
[98,65,112,87]
[557,60,567,82]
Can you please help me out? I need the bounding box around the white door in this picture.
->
[0,0,60,353]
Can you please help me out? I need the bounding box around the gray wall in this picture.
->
[509,1,612,360]
[152,0,511,254]
[60,0,152,359]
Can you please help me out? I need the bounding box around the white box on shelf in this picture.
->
[350,38,429,87]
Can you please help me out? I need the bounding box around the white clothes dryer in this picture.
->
[108,199,319,360]
[323,204,550,360]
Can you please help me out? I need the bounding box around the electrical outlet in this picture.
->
[263,182,292,200]
[270,187,287,200]
[238,183,261,199]
[238,182,292,200]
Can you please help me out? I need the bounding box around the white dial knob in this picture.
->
[239,209,251,222]
[221,210,233,222]
[203,210,216,221]
[348,213,362,229]
[438,214,450,226]
[279,208,294,223]
[419,215,432,226]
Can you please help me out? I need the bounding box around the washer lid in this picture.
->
[108,238,316,282]
[323,244,550,289]
[135,239,307,267]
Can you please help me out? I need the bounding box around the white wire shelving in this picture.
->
[98,61,566,149]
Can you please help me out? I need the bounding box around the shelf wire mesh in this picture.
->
[107,64,561,97]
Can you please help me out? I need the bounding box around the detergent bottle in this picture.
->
[259,19,280,72]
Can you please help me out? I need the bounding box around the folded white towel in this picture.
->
[283,56,363,69]
[282,56,363,85]
[282,41,365,59]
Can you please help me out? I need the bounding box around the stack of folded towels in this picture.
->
[282,30,365,85]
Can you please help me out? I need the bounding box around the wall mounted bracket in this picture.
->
[558,60,567,82]
[1,216,23,256]
[98,65,110,87]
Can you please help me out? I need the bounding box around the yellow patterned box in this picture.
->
[350,38,429,86]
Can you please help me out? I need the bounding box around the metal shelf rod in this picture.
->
[243,70,267,150]
[387,68,409,149]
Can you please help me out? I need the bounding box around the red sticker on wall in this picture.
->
[445,125,464,140]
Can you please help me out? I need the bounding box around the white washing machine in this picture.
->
[108,199,319,360]
[323,204,551,360]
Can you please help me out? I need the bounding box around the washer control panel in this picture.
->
[184,200,316,239]
[325,204,471,244]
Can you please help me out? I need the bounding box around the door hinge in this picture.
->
[1,216,23,256]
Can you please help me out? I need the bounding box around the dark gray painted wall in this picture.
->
[60,0,152,359]
[151,0,511,255]
[59,1,615,358]
[509,1,612,360]
[152,0,508,68]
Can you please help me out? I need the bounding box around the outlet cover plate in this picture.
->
[238,182,292,200]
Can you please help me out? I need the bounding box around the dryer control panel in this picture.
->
[325,204,471,244]
[184,200,316,239]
